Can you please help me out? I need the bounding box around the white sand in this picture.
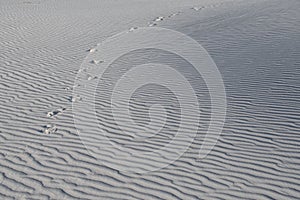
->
[0,0,299,199]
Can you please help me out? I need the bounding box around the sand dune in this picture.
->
[0,0,299,199]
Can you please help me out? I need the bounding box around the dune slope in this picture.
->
[0,0,299,199]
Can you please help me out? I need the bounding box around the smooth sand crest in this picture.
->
[0,0,299,199]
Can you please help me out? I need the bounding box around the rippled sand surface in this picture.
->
[0,0,299,199]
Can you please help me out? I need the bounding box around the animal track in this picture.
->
[129,27,138,32]
[148,12,181,27]
[192,6,204,11]
[90,60,104,64]
[154,16,164,22]
[168,12,180,18]
[148,23,157,27]
[47,107,66,118]
[65,84,80,91]
[88,48,97,53]
[71,95,82,103]
[43,125,57,134]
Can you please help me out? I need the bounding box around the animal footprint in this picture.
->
[47,107,66,118]
[154,16,164,22]
[149,16,165,27]
[168,12,180,18]
[192,6,203,11]
[90,60,104,64]
[71,95,82,103]
[129,27,138,32]
[43,125,57,134]
[88,48,97,53]
[86,74,98,81]
[65,84,80,91]
[148,23,157,27]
